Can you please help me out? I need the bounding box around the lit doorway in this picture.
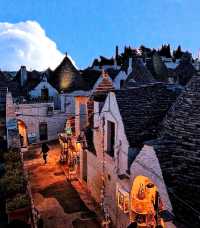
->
[18,120,28,147]
[130,176,165,228]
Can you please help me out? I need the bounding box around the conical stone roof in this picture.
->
[52,54,85,92]
[174,61,196,86]
[153,74,200,227]
[125,59,155,87]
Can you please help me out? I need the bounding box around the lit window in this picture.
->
[116,184,129,213]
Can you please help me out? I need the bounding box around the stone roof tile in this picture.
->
[153,75,200,227]
[115,83,178,148]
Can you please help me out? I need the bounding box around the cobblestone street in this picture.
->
[23,141,101,228]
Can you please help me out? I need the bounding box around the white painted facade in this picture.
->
[113,71,128,89]
[127,57,133,75]
[6,92,21,148]
[74,96,89,137]
[80,92,176,228]
[60,90,90,115]
[29,79,58,98]
[29,77,61,109]
[15,102,67,143]
[81,92,131,225]
[70,69,128,131]
[130,145,173,213]
[100,92,130,174]
[193,59,200,71]
[162,57,180,69]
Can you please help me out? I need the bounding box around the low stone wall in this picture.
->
[6,92,39,227]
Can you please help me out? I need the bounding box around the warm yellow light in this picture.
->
[130,176,165,227]
[76,142,81,151]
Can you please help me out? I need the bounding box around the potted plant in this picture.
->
[0,172,27,198]
[4,148,21,163]
[6,193,31,223]
[5,161,23,172]
[2,147,32,224]
[4,166,24,180]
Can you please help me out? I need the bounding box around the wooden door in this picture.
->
[39,122,48,141]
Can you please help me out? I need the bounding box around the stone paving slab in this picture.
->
[40,181,90,214]
[24,142,101,228]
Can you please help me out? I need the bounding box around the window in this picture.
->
[39,122,48,141]
[41,88,49,100]
[120,80,125,89]
[116,184,129,213]
[107,121,115,157]
[47,106,53,116]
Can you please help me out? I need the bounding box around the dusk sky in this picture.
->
[0,0,199,70]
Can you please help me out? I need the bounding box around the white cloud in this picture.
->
[0,20,66,71]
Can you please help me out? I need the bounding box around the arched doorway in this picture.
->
[130,176,165,228]
[17,120,28,147]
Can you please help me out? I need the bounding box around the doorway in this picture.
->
[41,88,49,100]
[39,122,48,141]
[130,176,165,227]
[18,120,28,147]
[83,150,87,182]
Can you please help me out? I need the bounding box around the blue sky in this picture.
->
[0,0,199,69]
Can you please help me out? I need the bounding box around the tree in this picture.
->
[173,45,183,60]
[139,45,153,58]
[152,53,169,82]
[180,51,192,64]
[158,44,171,58]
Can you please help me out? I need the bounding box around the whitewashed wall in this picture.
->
[100,92,130,174]
[86,92,176,228]
[29,81,58,98]
[16,102,67,143]
[6,92,21,148]
[60,90,90,115]
[113,71,128,89]
[130,145,173,213]
[101,92,130,225]
[75,96,89,137]
[86,92,131,226]
[129,145,176,228]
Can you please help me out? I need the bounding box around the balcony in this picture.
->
[16,96,54,104]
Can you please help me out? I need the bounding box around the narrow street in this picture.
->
[23,141,101,228]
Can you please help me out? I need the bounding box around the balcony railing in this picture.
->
[16,96,54,104]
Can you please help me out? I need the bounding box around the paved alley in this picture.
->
[24,141,101,228]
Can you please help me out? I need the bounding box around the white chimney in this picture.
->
[127,58,133,75]
[114,58,117,69]
[20,66,27,87]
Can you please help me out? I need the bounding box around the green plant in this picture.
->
[6,193,30,212]
[4,148,21,162]
[5,161,23,172]
[152,53,169,82]
[0,172,27,197]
